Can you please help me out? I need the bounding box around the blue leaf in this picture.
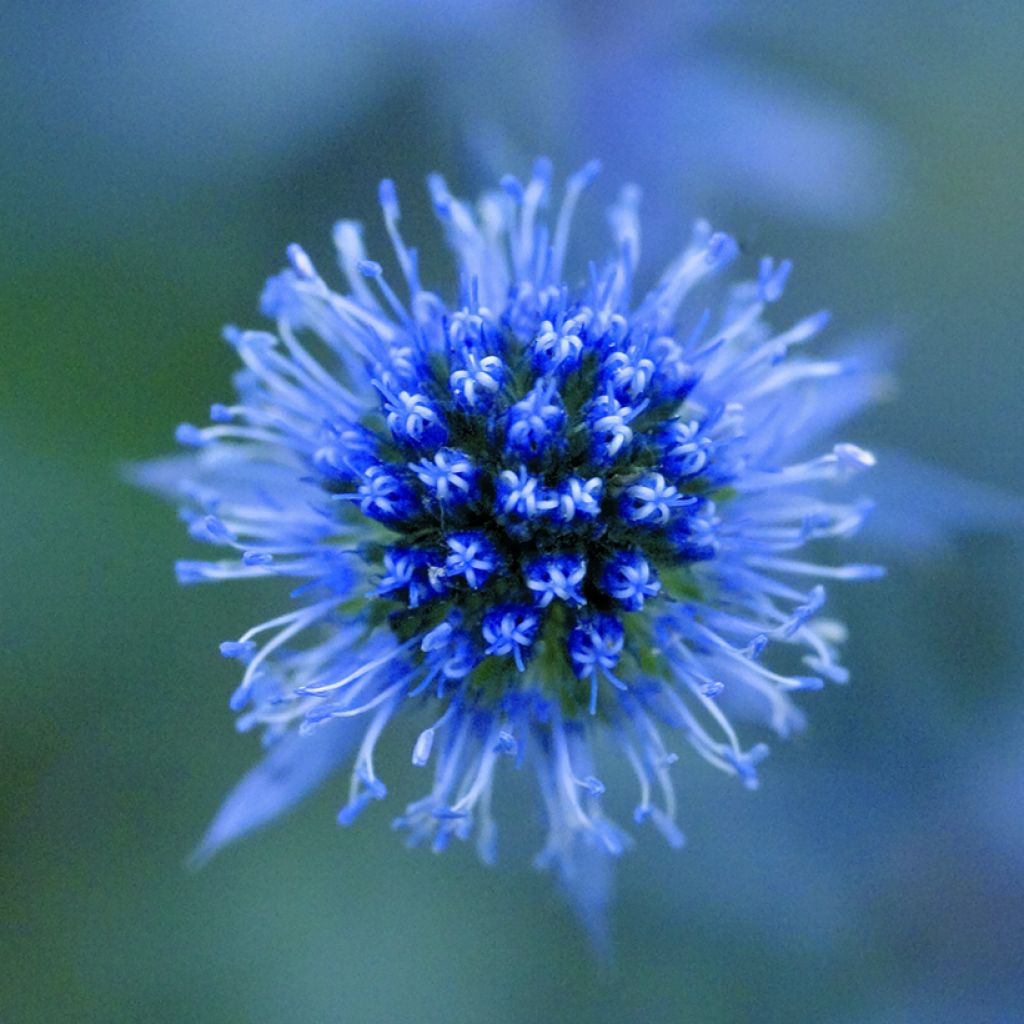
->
[189,720,358,868]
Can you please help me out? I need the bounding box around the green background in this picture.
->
[3,2,1023,1021]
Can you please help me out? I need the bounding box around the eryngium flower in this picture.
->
[142,159,882,933]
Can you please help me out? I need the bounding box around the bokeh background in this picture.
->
[3,2,1023,1021]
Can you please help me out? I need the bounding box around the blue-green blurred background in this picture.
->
[3,2,1023,1021]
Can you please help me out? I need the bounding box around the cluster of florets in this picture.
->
[311,262,738,716]
[152,160,880,936]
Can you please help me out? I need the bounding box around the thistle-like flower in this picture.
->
[141,159,882,936]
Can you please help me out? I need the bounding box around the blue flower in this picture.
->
[600,552,661,612]
[142,160,883,939]
[444,532,501,591]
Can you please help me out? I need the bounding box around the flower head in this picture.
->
[142,159,882,939]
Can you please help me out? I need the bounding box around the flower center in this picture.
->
[319,308,728,714]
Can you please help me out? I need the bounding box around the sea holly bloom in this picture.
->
[139,159,883,940]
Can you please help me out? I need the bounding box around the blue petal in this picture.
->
[863,449,1024,555]
[189,720,359,867]
[554,838,615,959]
[775,335,895,460]
[128,450,320,513]
[674,60,903,225]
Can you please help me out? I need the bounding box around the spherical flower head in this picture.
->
[143,159,883,940]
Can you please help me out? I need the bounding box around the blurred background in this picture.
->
[3,1,1023,1021]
